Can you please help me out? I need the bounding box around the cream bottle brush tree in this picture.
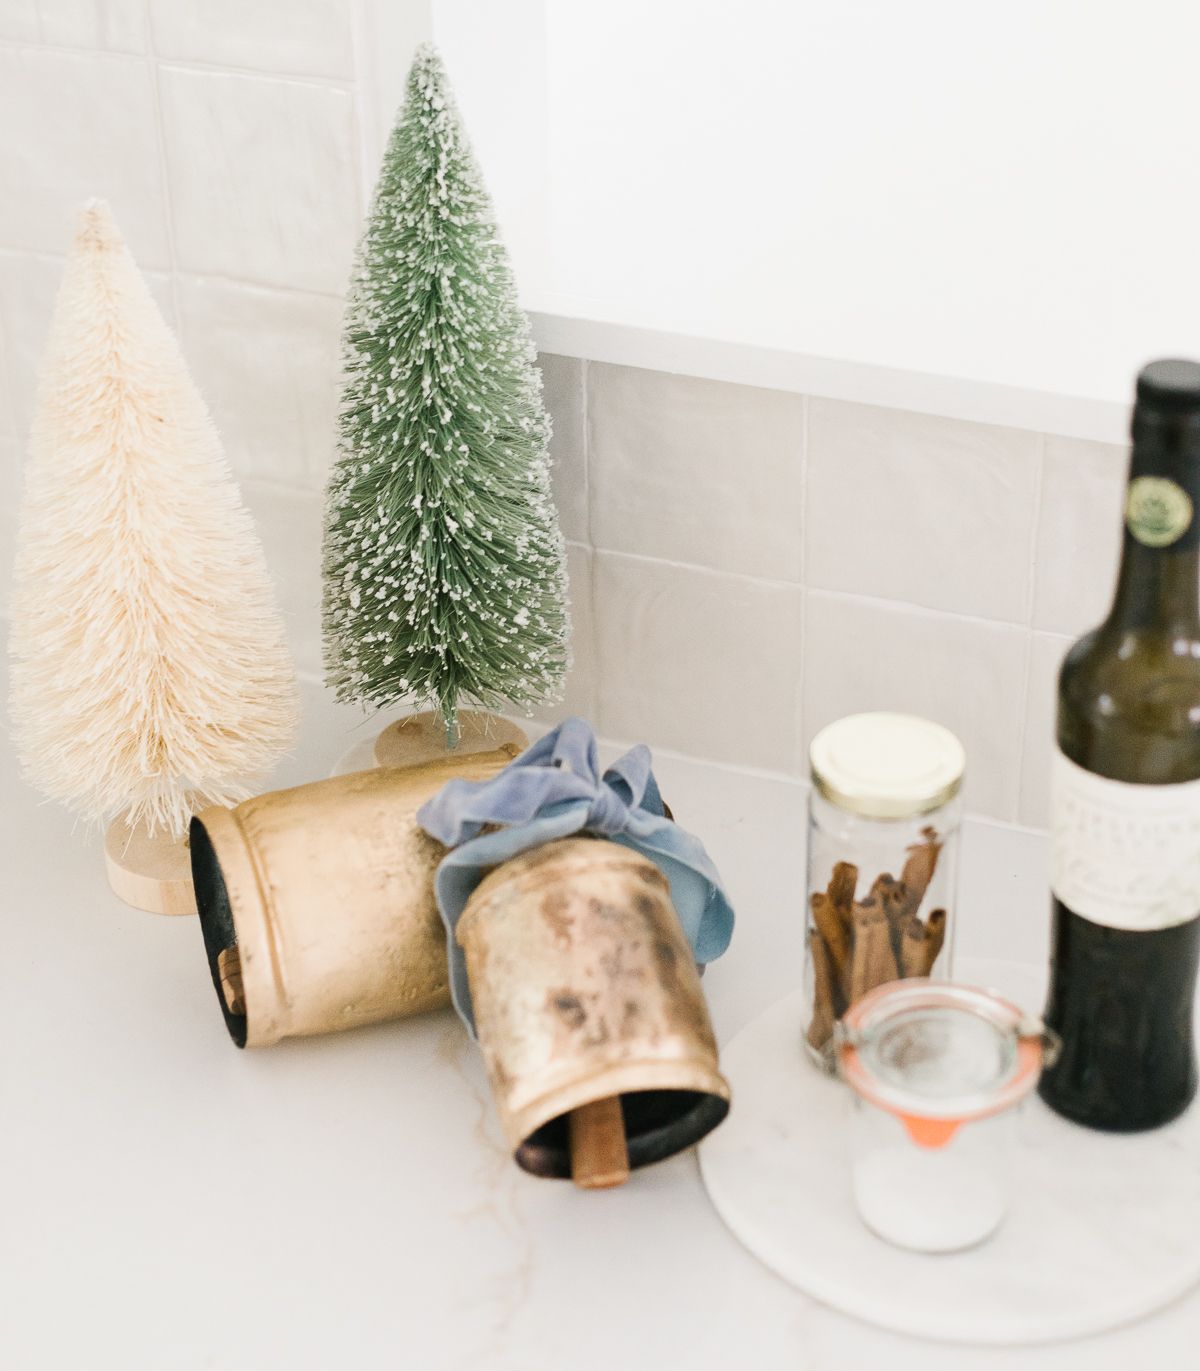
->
[8,200,299,915]
[322,44,568,768]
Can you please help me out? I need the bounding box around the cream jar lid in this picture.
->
[809,712,965,819]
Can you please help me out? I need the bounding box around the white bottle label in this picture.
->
[1051,750,1200,930]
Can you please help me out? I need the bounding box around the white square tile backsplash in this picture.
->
[0,10,1123,831]
[0,1,147,55]
[149,0,355,79]
[1019,631,1073,829]
[806,398,1042,623]
[158,66,359,293]
[176,275,341,489]
[0,47,169,267]
[594,551,805,773]
[0,251,77,441]
[244,481,325,678]
[1034,435,1127,636]
[589,364,806,582]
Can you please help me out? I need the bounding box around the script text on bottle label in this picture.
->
[1051,749,1200,930]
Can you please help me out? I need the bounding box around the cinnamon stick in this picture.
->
[924,908,947,973]
[900,827,942,910]
[807,928,840,1051]
[808,840,951,1053]
[217,946,244,1016]
[811,891,851,992]
[898,915,930,978]
[828,861,858,917]
[849,899,899,1003]
[871,873,910,962]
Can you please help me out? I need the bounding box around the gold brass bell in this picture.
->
[457,835,731,1183]
[190,747,518,1047]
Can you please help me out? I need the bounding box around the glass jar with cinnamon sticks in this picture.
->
[804,712,964,1070]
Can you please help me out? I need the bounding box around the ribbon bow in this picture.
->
[417,717,735,1033]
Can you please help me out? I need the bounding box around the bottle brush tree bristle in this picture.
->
[8,200,300,839]
[321,44,569,746]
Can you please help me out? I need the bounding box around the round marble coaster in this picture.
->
[699,963,1200,1345]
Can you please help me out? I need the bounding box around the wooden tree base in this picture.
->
[104,813,197,916]
[373,709,529,769]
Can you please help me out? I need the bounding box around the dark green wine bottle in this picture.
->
[1039,359,1200,1131]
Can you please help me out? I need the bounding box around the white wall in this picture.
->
[534,1,1200,408]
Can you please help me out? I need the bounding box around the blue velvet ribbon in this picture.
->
[416,716,735,1033]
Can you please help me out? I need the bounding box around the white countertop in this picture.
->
[4,682,1198,1370]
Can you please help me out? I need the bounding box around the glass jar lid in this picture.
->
[809,712,965,819]
[837,980,1056,1146]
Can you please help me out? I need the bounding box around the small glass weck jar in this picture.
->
[836,979,1058,1253]
[804,712,965,1068]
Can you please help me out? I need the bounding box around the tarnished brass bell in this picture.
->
[190,747,518,1047]
[457,836,731,1179]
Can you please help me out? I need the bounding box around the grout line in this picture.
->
[580,357,592,548]
[0,36,144,62]
[142,1,183,333]
[1011,431,1050,826]
[577,725,806,788]
[0,245,92,265]
[589,546,1030,635]
[243,468,591,542]
[795,393,809,769]
[593,546,805,592]
[348,0,378,214]
[579,511,598,718]
[574,358,599,731]
[583,531,1035,634]
[152,59,355,91]
[805,583,1031,631]
[798,392,810,584]
[787,581,1033,631]
[0,272,24,455]
[0,246,347,304]
[0,36,357,89]
[507,709,1051,838]
[1025,432,1047,629]
[1010,626,1037,827]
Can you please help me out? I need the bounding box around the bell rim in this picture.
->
[508,1058,733,1179]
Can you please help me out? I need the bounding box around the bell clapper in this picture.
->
[217,946,245,1016]
[569,1096,630,1190]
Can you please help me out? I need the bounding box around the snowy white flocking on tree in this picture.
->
[8,201,299,912]
[322,44,569,752]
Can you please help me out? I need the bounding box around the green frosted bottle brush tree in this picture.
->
[322,44,568,766]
